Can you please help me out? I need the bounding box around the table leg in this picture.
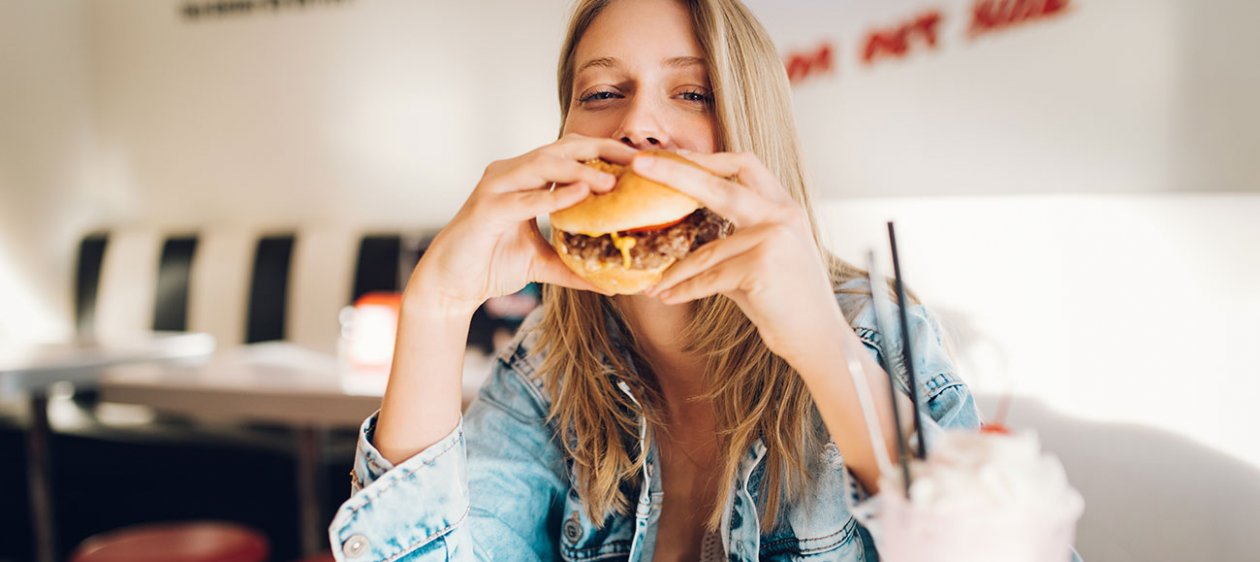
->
[296,426,328,557]
[27,392,57,562]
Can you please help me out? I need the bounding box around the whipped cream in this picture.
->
[861,430,1084,562]
[886,430,1084,519]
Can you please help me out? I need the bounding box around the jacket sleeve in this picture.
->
[866,302,981,441]
[844,300,983,507]
[328,354,566,561]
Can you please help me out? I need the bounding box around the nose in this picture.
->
[620,132,662,149]
[615,96,670,150]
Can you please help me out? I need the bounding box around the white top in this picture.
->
[699,530,726,562]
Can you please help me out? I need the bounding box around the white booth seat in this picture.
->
[287,225,361,355]
[187,225,257,349]
[92,227,164,342]
[79,224,427,355]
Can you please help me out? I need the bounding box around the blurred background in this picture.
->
[1,0,1257,561]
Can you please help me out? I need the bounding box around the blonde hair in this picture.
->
[538,0,866,532]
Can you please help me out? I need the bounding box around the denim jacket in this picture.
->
[330,278,989,561]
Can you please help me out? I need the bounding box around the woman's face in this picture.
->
[562,0,719,153]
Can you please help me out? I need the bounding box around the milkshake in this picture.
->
[857,429,1084,562]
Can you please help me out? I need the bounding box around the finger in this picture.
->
[631,153,767,228]
[647,225,773,296]
[531,250,610,294]
[654,254,755,305]
[496,155,616,194]
[673,151,788,203]
[510,182,593,218]
[552,134,638,165]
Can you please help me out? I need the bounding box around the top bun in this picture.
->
[549,149,706,235]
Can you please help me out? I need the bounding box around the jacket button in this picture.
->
[563,512,583,544]
[343,534,370,558]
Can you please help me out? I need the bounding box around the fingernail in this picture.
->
[633,155,655,171]
[656,290,671,300]
[676,148,692,155]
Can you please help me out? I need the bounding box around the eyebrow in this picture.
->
[664,56,706,69]
[575,56,707,74]
[577,57,619,74]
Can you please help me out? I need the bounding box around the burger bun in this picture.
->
[549,149,704,235]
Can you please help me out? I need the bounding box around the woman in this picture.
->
[330,0,979,560]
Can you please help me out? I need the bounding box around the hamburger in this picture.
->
[549,149,733,295]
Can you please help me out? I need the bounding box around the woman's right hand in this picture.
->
[406,134,637,318]
[377,135,631,463]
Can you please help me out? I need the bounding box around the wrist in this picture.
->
[400,291,478,325]
[402,257,483,322]
[783,306,852,376]
[792,329,868,393]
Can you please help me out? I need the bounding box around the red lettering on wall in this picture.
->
[783,1,1079,88]
[862,10,944,65]
[784,42,835,85]
[970,0,1070,37]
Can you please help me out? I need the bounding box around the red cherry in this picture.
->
[981,423,1011,435]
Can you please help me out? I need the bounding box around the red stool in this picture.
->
[71,521,269,562]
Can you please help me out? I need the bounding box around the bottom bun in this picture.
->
[552,233,672,295]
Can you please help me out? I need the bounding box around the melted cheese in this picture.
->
[609,232,637,269]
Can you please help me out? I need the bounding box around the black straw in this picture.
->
[866,251,913,497]
[888,222,927,460]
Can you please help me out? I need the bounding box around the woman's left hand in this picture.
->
[635,151,847,367]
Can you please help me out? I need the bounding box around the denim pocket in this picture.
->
[759,443,869,561]
[760,515,866,561]
[558,488,635,561]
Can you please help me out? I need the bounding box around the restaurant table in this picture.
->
[99,343,387,558]
[0,332,216,562]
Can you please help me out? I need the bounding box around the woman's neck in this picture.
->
[615,295,710,413]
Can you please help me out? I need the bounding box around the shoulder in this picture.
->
[832,276,970,406]
[833,275,950,354]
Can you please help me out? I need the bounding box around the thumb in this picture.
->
[531,253,607,294]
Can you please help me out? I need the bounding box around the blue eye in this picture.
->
[679,90,713,104]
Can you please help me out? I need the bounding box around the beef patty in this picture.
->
[558,208,732,270]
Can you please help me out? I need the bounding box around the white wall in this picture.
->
[819,192,1260,560]
[751,0,1260,196]
[0,0,98,343]
[86,0,574,229]
[821,194,1260,467]
[77,0,1260,241]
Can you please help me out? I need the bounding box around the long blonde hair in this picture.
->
[538,0,865,532]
